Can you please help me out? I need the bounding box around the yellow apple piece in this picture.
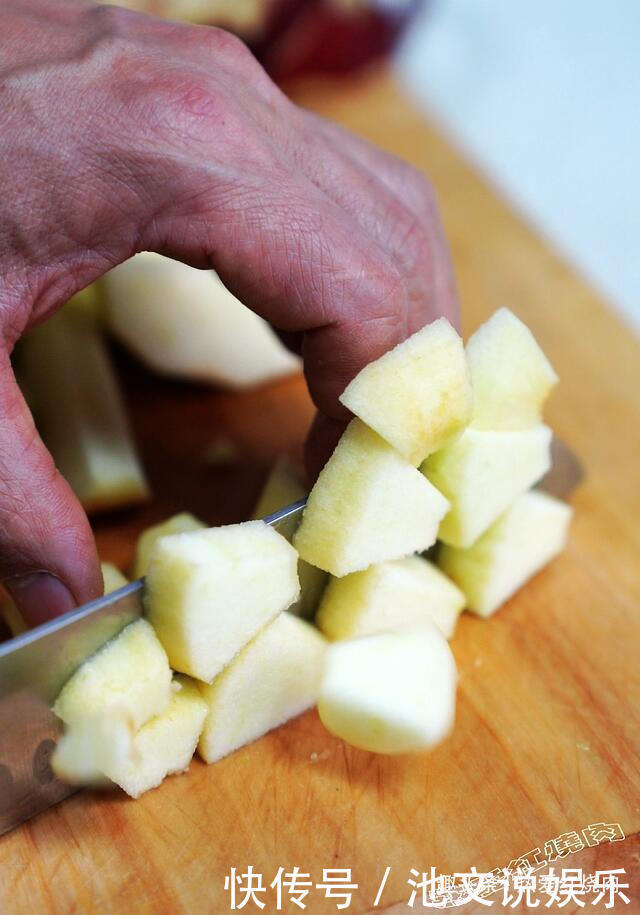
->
[197,613,326,764]
[339,318,473,464]
[439,490,573,617]
[293,420,450,577]
[253,458,327,620]
[101,562,128,595]
[318,626,457,754]
[101,252,299,389]
[0,592,27,637]
[132,512,205,580]
[316,556,465,642]
[421,425,552,548]
[144,521,300,682]
[19,296,149,514]
[54,619,172,731]
[467,308,558,429]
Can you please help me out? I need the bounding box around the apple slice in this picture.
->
[0,591,27,637]
[54,619,172,731]
[197,613,326,764]
[316,556,465,642]
[101,253,300,388]
[339,318,473,464]
[19,296,150,514]
[105,676,208,798]
[253,458,327,620]
[439,490,573,617]
[132,512,205,580]
[101,562,128,595]
[421,425,552,548]
[467,308,558,429]
[293,420,450,577]
[51,707,135,786]
[318,625,457,754]
[144,521,300,682]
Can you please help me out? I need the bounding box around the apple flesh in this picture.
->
[293,419,450,577]
[421,425,552,548]
[144,521,299,682]
[438,490,573,617]
[318,625,457,754]
[54,619,172,732]
[253,458,327,620]
[466,308,558,430]
[339,318,472,465]
[101,562,128,595]
[132,512,205,580]
[101,253,299,388]
[197,612,327,764]
[316,556,465,642]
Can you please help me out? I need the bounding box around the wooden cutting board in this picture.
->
[1,72,639,914]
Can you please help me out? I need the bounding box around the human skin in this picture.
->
[0,0,459,626]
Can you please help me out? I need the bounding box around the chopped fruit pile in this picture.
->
[51,308,572,798]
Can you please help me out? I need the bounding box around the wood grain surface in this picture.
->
[1,71,638,913]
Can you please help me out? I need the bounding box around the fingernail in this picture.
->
[4,573,76,628]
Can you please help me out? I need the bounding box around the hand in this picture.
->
[0,0,459,625]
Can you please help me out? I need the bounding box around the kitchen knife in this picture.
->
[0,438,582,836]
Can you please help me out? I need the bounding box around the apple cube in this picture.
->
[132,512,205,580]
[316,556,465,642]
[318,625,457,754]
[54,619,172,731]
[339,318,473,464]
[51,708,135,786]
[197,612,327,764]
[101,562,128,595]
[439,490,573,617]
[421,425,552,547]
[467,308,558,429]
[144,521,300,682]
[293,420,450,577]
[106,676,208,798]
[102,253,299,388]
[253,459,327,620]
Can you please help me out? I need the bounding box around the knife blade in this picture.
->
[0,438,582,836]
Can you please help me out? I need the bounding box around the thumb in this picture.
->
[0,353,102,627]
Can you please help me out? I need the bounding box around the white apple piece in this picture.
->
[421,425,552,548]
[105,676,208,799]
[101,562,128,595]
[132,512,205,580]
[253,458,327,620]
[316,556,465,642]
[144,521,300,682]
[198,613,326,764]
[439,490,573,618]
[339,318,473,465]
[318,626,457,754]
[466,308,558,429]
[101,253,300,389]
[293,420,450,577]
[51,707,135,786]
[19,294,150,513]
[54,619,172,732]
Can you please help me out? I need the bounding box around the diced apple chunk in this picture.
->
[53,619,172,731]
[197,613,326,764]
[316,556,465,642]
[438,490,573,617]
[106,676,208,798]
[51,708,135,786]
[102,253,300,388]
[467,308,558,429]
[293,420,450,577]
[253,459,327,620]
[132,512,205,580]
[339,318,473,464]
[144,521,300,682]
[318,626,457,754]
[421,425,552,548]
[101,562,128,595]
